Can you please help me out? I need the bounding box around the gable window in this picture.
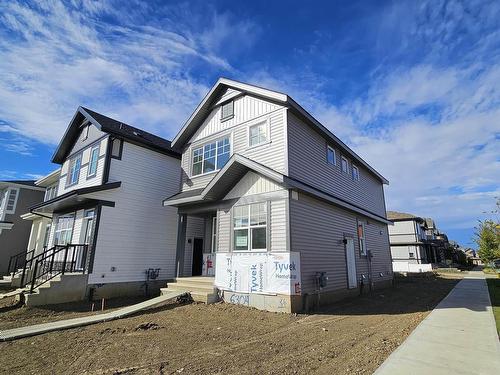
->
[352,165,360,181]
[67,154,82,186]
[327,146,336,165]
[249,121,268,147]
[87,145,100,177]
[357,220,367,256]
[233,202,267,251]
[221,100,234,121]
[82,124,89,141]
[191,136,230,176]
[5,189,19,212]
[341,156,349,174]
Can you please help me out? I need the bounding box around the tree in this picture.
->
[475,220,500,264]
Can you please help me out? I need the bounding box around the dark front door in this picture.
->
[191,238,204,276]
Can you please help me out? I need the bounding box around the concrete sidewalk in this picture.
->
[0,291,186,342]
[375,271,500,375]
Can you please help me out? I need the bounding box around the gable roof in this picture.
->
[171,77,389,185]
[0,180,45,191]
[52,107,180,164]
[387,210,424,222]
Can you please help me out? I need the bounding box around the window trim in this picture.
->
[190,136,231,177]
[82,124,89,141]
[66,153,82,187]
[352,165,360,181]
[341,156,349,174]
[54,213,75,245]
[5,188,19,214]
[220,100,234,122]
[248,119,270,148]
[44,184,58,201]
[87,145,100,178]
[232,202,268,252]
[357,220,367,256]
[327,145,336,165]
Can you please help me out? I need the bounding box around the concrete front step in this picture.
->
[22,274,88,307]
[161,277,218,304]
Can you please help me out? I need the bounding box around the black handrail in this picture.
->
[29,244,89,292]
[8,249,35,275]
[18,245,66,288]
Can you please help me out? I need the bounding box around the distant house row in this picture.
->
[1,78,394,313]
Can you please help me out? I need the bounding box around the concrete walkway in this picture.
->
[0,291,186,342]
[375,271,500,375]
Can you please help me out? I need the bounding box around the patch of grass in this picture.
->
[483,267,499,274]
[486,278,500,336]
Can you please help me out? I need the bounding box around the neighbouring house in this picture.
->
[12,107,181,306]
[163,78,393,313]
[0,180,45,276]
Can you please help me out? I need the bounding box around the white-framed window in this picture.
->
[233,202,267,251]
[5,188,19,213]
[221,100,234,121]
[352,165,360,181]
[212,216,217,253]
[67,154,82,186]
[341,156,349,174]
[54,214,74,245]
[249,121,268,147]
[357,220,366,256]
[44,185,58,201]
[327,146,336,165]
[87,145,100,177]
[409,252,415,258]
[82,124,89,141]
[191,136,230,176]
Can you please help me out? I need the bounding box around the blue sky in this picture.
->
[0,0,499,247]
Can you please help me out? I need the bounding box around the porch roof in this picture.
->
[163,154,285,206]
[30,182,120,215]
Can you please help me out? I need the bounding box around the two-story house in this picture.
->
[18,107,181,306]
[0,181,45,276]
[163,78,393,313]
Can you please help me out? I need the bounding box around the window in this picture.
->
[67,154,82,186]
[54,214,74,245]
[43,224,51,248]
[409,252,415,258]
[0,189,6,209]
[352,165,360,181]
[221,100,234,121]
[249,121,268,147]
[212,216,217,253]
[341,156,349,173]
[44,185,58,201]
[233,202,267,251]
[191,137,230,176]
[111,138,122,159]
[327,146,336,165]
[357,220,366,256]
[82,125,89,141]
[87,146,100,177]
[6,189,18,212]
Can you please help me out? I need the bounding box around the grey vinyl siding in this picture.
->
[180,103,286,191]
[87,141,180,283]
[289,193,391,294]
[287,112,386,217]
[0,188,45,276]
[217,208,231,252]
[270,199,287,252]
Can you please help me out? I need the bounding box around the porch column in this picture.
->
[175,214,187,278]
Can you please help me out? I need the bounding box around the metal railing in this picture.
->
[7,249,35,275]
[29,244,89,292]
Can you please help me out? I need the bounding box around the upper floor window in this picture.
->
[233,202,267,251]
[249,121,268,147]
[5,189,18,212]
[87,145,100,177]
[45,185,58,201]
[341,156,349,174]
[221,101,234,121]
[352,165,360,181]
[192,137,230,176]
[67,154,82,186]
[82,124,89,141]
[327,146,336,165]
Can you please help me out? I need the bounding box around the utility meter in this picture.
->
[315,272,328,288]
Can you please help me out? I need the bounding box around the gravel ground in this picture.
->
[0,274,461,375]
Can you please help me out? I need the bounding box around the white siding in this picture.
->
[181,98,287,191]
[87,141,180,284]
[224,171,282,199]
[388,220,418,244]
[287,112,387,217]
[270,199,287,252]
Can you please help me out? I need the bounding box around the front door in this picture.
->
[345,237,357,289]
[191,238,204,276]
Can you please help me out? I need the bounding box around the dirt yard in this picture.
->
[0,274,461,375]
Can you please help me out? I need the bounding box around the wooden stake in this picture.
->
[101,298,105,311]
[91,303,95,312]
